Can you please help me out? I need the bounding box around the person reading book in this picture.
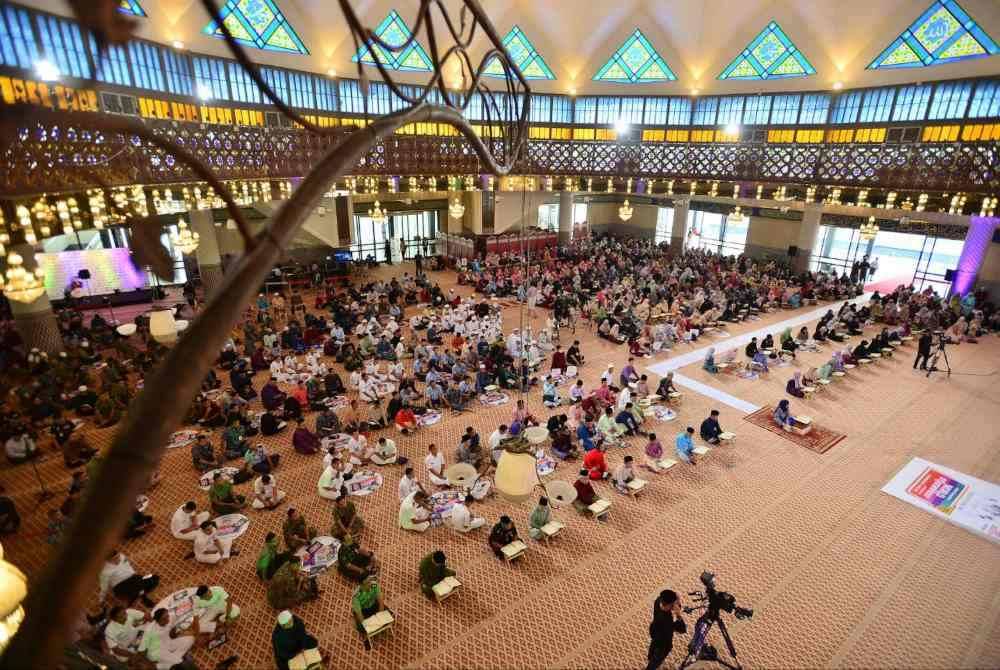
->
[488,515,520,558]
[418,550,458,599]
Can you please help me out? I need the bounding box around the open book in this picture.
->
[288,647,322,670]
[588,499,611,515]
[432,576,462,598]
[719,432,736,440]
[362,610,394,635]
[626,479,647,491]
[540,521,564,536]
[501,540,527,558]
[692,446,711,456]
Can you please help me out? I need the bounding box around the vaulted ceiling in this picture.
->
[28,0,1000,94]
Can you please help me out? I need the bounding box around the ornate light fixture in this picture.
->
[170,218,200,254]
[859,216,879,241]
[149,308,178,344]
[448,197,465,219]
[0,550,27,653]
[618,199,634,222]
[368,200,388,225]
[773,185,793,202]
[728,206,745,222]
[732,183,740,199]
[3,252,46,304]
[805,186,817,204]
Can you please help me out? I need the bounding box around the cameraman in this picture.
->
[645,589,687,670]
[913,331,933,371]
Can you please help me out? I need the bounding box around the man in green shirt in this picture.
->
[193,584,239,639]
[268,557,320,609]
[351,574,389,648]
[209,472,245,515]
[418,551,456,599]
[529,496,552,540]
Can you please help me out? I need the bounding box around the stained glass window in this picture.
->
[483,26,555,80]
[352,10,432,72]
[593,29,676,83]
[202,0,308,55]
[718,21,815,80]
[868,0,998,69]
[118,0,146,17]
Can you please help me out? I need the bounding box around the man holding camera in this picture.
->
[913,331,933,371]
[646,589,687,670]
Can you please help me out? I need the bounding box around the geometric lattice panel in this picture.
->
[868,0,999,69]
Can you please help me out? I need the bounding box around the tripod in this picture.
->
[30,454,54,503]
[680,608,742,670]
[926,340,951,378]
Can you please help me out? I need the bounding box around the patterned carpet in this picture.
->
[743,407,847,454]
[2,262,999,670]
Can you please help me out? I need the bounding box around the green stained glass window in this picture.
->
[483,26,555,80]
[593,29,676,83]
[868,0,998,69]
[718,21,815,80]
[202,0,308,55]
[352,10,432,72]
[118,0,146,17]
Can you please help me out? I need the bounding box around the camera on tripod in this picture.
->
[686,571,754,620]
[680,572,753,670]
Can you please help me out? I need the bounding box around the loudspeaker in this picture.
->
[787,245,798,257]
[77,269,91,280]
[944,269,956,282]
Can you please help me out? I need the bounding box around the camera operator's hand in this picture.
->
[672,600,683,616]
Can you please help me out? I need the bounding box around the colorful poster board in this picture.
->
[881,458,1000,545]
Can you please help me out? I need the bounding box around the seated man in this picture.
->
[170,501,210,542]
[209,472,246,514]
[260,409,287,437]
[138,608,195,670]
[488,515,521,558]
[675,427,697,465]
[583,443,610,480]
[616,403,640,436]
[244,443,280,475]
[597,407,627,443]
[272,610,321,670]
[256,532,290,581]
[337,534,378,582]
[261,380,287,412]
[572,469,606,514]
[424,444,448,487]
[282,508,317,553]
[528,496,553,540]
[399,490,432,532]
[222,420,249,460]
[699,410,724,445]
[576,417,599,452]
[612,455,638,494]
[267,556,320,610]
[291,419,321,455]
[566,340,585,367]
[370,437,398,466]
[192,584,239,640]
[315,408,341,438]
[191,434,222,472]
[252,474,287,510]
[331,489,365,540]
[447,494,485,533]
[351,574,389,648]
[103,605,149,664]
[193,520,238,565]
[318,461,345,500]
[418,550,457,599]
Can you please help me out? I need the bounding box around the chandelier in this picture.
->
[728,206,745,222]
[618,199,633,222]
[2,252,46,304]
[368,200,388,225]
[170,218,200,254]
[859,216,879,241]
[449,197,465,219]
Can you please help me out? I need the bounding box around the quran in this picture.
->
[431,576,462,598]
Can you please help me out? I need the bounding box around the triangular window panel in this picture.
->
[718,21,815,80]
[593,29,676,83]
[202,0,309,55]
[118,0,146,16]
[352,10,433,72]
[868,0,998,69]
[483,26,555,80]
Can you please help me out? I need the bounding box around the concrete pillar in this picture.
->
[7,243,62,353]
[793,204,823,274]
[950,215,999,296]
[189,210,224,298]
[670,199,689,255]
[558,191,574,244]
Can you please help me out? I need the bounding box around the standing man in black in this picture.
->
[913,331,933,370]
[646,589,687,670]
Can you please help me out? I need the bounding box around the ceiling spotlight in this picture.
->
[832,81,844,90]
[568,87,577,97]
[690,88,700,97]
[326,68,337,78]
[34,59,60,82]
[614,119,631,135]
[724,122,740,136]
[171,40,186,50]
[196,84,212,101]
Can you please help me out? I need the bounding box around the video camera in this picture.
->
[685,571,754,621]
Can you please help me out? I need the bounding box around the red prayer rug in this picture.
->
[743,407,847,455]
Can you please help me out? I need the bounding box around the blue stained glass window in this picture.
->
[717,96,744,125]
[668,98,692,126]
[927,80,972,118]
[352,10,432,72]
[868,0,998,69]
[574,96,598,125]
[596,97,621,124]
[742,95,772,125]
[1,6,39,70]
[128,42,165,91]
[718,21,816,80]
[770,94,801,124]
[692,97,719,125]
[229,61,261,103]
[287,72,314,109]
[314,75,337,112]
[463,92,483,121]
[36,14,91,78]
[830,91,862,124]
[366,82,392,115]
[968,80,1000,118]
[203,0,308,55]
[799,93,831,124]
[118,0,146,17]
[162,49,193,96]
[90,36,132,86]
[593,29,677,83]
[192,56,229,100]
[483,26,556,80]
[619,97,645,124]
[339,79,365,114]
[643,97,669,125]
[261,67,288,104]
[892,84,932,121]
[529,95,552,123]
[551,96,573,124]
[859,87,896,122]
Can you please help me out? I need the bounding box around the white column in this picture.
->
[558,191,574,244]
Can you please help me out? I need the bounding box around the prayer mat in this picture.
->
[743,408,846,454]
